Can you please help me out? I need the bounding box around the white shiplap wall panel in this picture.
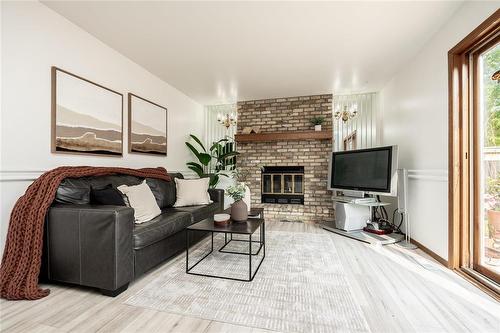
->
[205,104,236,145]
[333,93,379,151]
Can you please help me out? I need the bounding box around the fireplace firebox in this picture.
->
[261,166,304,204]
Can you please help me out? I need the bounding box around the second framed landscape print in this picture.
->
[128,93,167,156]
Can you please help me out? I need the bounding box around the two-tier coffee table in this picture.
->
[186,208,265,282]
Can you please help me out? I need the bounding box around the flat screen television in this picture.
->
[328,145,398,196]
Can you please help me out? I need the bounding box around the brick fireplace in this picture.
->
[236,94,334,223]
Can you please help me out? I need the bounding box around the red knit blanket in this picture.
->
[0,166,172,300]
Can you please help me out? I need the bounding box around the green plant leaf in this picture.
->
[210,142,222,154]
[187,165,204,178]
[210,138,231,154]
[185,142,201,159]
[186,162,204,176]
[198,153,212,166]
[209,174,219,188]
[218,151,240,160]
[189,134,206,152]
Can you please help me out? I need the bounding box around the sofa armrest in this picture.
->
[45,204,134,293]
[208,188,224,213]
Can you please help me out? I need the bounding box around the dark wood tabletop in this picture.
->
[223,207,264,216]
[187,208,265,235]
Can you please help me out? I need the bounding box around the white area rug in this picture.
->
[125,231,370,333]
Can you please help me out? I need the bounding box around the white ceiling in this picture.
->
[42,1,462,105]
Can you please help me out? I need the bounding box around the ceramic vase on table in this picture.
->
[314,124,322,131]
[231,200,248,222]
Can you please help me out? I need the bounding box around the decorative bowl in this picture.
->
[214,213,231,226]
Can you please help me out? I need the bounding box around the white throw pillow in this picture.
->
[117,180,161,224]
[173,177,212,207]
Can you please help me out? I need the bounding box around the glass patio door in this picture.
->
[473,37,500,283]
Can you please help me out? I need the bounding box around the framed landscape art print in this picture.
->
[128,93,167,156]
[51,67,123,156]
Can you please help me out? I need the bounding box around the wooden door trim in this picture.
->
[471,36,500,283]
[448,9,499,289]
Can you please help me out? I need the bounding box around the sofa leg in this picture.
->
[100,283,129,297]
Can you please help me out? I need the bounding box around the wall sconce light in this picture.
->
[217,112,237,129]
[334,104,358,122]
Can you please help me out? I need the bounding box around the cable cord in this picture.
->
[391,208,404,233]
[376,195,389,221]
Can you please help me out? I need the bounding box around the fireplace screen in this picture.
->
[261,166,304,204]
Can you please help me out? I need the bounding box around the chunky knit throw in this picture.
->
[0,166,172,300]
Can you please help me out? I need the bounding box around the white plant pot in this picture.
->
[243,184,251,212]
[314,124,322,131]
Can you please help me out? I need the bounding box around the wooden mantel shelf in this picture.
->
[235,130,332,143]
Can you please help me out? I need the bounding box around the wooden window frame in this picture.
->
[448,9,500,297]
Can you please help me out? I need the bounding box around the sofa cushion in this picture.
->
[173,178,212,207]
[89,175,144,189]
[90,184,126,206]
[146,178,176,209]
[133,211,192,249]
[55,178,91,204]
[170,202,220,223]
[118,181,161,224]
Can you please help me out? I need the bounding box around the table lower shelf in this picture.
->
[186,228,266,282]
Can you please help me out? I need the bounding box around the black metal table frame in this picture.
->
[186,221,265,282]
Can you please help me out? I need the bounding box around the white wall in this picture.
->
[0,2,204,256]
[380,1,498,260]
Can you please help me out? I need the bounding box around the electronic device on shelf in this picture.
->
[364,220,393,235]
[328,145,398,197]
[334,202,370,231]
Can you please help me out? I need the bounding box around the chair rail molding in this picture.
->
[407,169,448,182]
[0,169,198,182]
[0,169,446,182]
[0,170,46,182]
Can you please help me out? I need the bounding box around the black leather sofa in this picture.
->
[41,173,223,296]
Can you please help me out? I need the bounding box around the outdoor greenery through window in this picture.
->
[480,42,499,274]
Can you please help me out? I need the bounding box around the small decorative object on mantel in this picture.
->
[214,213,231,226]
[242,126,261,134]
[310,116,325,131]
[227,182,248,222]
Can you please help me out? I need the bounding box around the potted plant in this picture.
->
[227,182,247,222]
[310,116,325,131]
[185,134,239,188]
[231,168,252,212]
[486,178,500,244]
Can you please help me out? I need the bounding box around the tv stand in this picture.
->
[332,195,376,204]
[323,197,403,245]
[357,201,391,223]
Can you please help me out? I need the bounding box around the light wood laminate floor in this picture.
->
[1,221,499,333]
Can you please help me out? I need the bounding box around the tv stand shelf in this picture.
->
[235,130,332,143]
